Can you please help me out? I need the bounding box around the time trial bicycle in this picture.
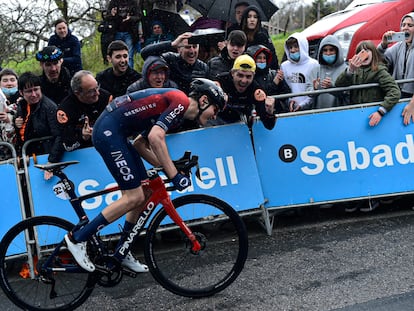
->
[0,151,248,310]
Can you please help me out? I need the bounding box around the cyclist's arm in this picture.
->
[133,134,161,167]
[147,125,178,179]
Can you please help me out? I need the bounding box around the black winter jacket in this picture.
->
[16,96,63,162]
[141,41,208,94]
[96,67,141,98]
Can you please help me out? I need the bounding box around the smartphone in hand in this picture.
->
[357,49,369,61]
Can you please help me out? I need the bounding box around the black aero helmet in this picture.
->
[189,78,226,112]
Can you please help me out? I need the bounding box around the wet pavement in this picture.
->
[3,196,414,310]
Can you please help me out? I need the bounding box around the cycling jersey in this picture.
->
[92,88,190,190]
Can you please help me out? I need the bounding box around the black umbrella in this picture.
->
[185,0,278,23]
[146,9,191,37]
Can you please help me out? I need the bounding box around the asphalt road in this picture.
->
[3,198,414,310]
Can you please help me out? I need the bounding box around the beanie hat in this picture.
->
[232,54,256,72]
[36,46,63,62]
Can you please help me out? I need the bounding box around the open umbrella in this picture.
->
[185,0,278,23]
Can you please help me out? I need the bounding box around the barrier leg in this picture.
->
[257,200,274,236]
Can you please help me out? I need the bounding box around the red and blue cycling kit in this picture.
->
[92,88,190,190]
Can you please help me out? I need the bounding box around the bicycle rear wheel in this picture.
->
[0,216,96,310]
[144,194,248,297]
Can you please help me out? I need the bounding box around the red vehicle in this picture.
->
[302,0,414,60]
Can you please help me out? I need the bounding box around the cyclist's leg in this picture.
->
[66,114,149,271]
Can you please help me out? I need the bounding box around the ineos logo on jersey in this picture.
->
[165,104,185,123]
[111,151,134,181]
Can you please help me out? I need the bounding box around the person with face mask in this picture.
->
[246,44,291,113]
[306,35,350,109]
[280,32,319,112]
[0,69,19,160]
[0,68,19,105]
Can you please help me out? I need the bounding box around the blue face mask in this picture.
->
[1,87,17,97]
[322,54,336,64]
[290,52,300,62]
[256,62,266,70]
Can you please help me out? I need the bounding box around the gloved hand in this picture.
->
[171,173,191,191]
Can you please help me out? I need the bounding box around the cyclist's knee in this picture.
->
[122,188,146,210]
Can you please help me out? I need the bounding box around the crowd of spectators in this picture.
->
[1,2,414,214]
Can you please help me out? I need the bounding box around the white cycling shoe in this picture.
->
[64,234,95,272]
[122,252,149,273]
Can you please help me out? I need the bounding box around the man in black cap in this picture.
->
[36,45,72,105]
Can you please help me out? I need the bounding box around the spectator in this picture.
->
[105,0,142,68]
[0,89,17,161]
[127,56,178,92]
[225,2,250,37]
[336,41,400,212]
[48,18,83,77]
[280,33,319,112]
[98,10,117,65]
[336,40,401,125]
[143,0,186,38]
[57,70,112,152]
[402,100,414,125]
[96,40,142,98]
[36,46,71,105]
[377,12,414,99]
[207,30,247,80]
[0,69,19,160]
[141,32,209,94]
[14,72,63,179]
[144,20,174,47]
[0,68,20,105]
[246,45,291,113]
[307,35,349,109]
[214,54,276,130]
[240,5,279,70]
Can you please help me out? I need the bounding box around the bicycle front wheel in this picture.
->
[144,194,248,298]
[0,216,96,310]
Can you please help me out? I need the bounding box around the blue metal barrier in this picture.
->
[0,143,25,239]
[24,123,265,236]
[253,101,414,209]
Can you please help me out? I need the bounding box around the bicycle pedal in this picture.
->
[122,268,137,278]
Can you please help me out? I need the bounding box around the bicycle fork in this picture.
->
[161,196,202,253]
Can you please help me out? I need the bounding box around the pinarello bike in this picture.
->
[0,152,248,310]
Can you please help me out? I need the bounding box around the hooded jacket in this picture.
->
[246,45,291,95]
[306,35,349,108]
[127,56,178,93]
[240,5,279,70]
[377,12,414,96]
[280,32,319,110]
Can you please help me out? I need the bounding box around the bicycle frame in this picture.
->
[28,163,201,279]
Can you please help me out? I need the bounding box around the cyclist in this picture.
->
[64,78,226,272]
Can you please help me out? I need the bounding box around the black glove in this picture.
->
[171,173,191,191]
